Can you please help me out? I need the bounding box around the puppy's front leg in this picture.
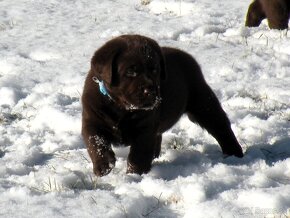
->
[127,133,158,175]
[82,126,116,176]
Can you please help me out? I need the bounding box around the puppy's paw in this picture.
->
[126,162,151,175]
[223,145,244,158]
[92,150,116,177]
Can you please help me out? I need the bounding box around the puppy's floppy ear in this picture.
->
[91,37,127,86]
[148,39,167,81]
[159,52,166,81]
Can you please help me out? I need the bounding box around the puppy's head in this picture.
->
[90,35,166,110]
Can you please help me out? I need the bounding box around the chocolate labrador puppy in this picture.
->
[82,35,243,176]
[246,0,290,29]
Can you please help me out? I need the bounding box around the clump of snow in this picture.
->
[0,87,16,106]
[28,50,61,62]
[0,0,290,217]
[0,60,13,75]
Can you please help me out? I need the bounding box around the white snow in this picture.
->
[0,0,290,217]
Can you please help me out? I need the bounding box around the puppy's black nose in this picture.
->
[143,88,151,96]
[142,86,155,97]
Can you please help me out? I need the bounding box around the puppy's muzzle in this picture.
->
[142,86,156,98]
[141,85,158,105]
[125,85,161,111]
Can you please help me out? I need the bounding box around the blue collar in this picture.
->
[92,77,112,99]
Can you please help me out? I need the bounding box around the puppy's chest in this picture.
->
[111,112,157,145]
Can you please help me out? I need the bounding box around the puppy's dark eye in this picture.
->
[152,68,158,75]
[126,67,138,78]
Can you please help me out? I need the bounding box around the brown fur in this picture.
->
[246,0,290,29]
[82,35,243,177]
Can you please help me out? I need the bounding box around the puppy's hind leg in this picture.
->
[265,0,289,29]
[186,84,243,158]
[245,0,266,27]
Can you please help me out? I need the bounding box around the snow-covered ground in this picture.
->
[0,0,290,217]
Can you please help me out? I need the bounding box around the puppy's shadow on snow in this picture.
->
[215,138,290,168]
[23,152,54,167]
[150,148,217,180]
[150,138,290,180]
[0,149,5,158]
[237,138,290,166]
